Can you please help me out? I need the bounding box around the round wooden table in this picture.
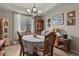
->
[22,35,44,54]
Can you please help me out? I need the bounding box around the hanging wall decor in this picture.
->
[67,10,76,25]
[47,18,51,27]
[52,13,64,25]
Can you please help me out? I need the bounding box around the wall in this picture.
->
[0,9,14,42]
[44,3,79,54]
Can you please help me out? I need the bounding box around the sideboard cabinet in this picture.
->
[0,17,9,55]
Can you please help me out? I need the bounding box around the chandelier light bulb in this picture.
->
[33,8,37,11]
[38,10,42,13]
[27,9,30,12]
[26,4,41,17]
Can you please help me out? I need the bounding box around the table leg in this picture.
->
[64,41,70,53]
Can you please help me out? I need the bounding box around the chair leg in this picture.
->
[25,52,29,56]
[19,48,22,56]
[23,52,25,56]
[22,49,25,56]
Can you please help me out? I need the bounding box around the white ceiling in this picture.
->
[0,3,58,15]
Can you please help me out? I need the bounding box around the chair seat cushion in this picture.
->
[37,47,44,52]
[37,50,43,56]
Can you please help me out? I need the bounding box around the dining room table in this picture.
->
[22,34,45,55]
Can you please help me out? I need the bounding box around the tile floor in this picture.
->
[5,44,79,56]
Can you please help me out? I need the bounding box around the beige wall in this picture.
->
[0,9,14,42]
[44,3,79,54]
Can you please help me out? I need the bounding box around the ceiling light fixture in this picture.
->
[27,4,42,17]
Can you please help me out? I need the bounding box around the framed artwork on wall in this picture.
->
[47,18,51,27]
[67,10,76,25]
[68,10,75,18]
[52,13,64,25]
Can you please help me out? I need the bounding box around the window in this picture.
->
[20,15,32,32]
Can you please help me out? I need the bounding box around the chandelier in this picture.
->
[26,4,42,17]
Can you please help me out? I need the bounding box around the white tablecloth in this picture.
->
[22,35,44,53]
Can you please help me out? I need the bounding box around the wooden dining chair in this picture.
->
[25,30,32,35]
[17,31,29,56]
[35,32,56,56]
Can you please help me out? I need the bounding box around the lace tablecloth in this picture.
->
[22,35,44,53]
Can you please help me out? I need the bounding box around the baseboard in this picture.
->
[70,49,79,55]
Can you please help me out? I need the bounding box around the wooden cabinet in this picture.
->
[55,37,70,53]
[2,17,9,46]
[0,39,5,56]
[35,18,44,35]
[0,17,9,56]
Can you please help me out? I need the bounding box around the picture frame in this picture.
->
[67,10,76,25]
[47,18,51,27]
[68,10,75,18]
[52,13,64,25]
[67,17,75,25]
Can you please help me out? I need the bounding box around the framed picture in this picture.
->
[47,18,51,27]
[52,13,64,25]
[68,11,75,18]
[67,17,75,25]
[67,10,76,25]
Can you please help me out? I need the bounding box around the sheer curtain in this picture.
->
[20,15,32,32]
[14,13,34,40]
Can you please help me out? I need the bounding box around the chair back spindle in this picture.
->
[43,32,56,56]
[17,31,24,54]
